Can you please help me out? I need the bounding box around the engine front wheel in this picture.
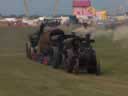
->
[73,58,79,74]
[64,59,74,73]
[87,53,101,75]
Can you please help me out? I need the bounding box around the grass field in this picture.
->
[0,27,128,96]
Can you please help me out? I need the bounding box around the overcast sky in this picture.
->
[0,0,127,15]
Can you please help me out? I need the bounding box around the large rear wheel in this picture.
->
[87,51,101,75]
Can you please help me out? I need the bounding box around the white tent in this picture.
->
[3,18,17,22]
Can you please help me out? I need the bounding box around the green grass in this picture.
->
[0,27,128,96]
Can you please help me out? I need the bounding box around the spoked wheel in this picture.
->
[73,58,79,74]
[65,62,74,73]
[50,47,62,69]
[87,51,101,75]
[64,56,79,74]
[53,54,62,69]
[64,57,73,73]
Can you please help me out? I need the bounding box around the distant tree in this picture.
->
[0,13,2,17]
[125,12,128,16]
[18,14,25,18]
[9,14,17,18]
[30,14,40,18]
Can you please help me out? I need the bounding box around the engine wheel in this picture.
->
[50,47,62,69]
[73,58,79,74]
[95,60,101,76]
[64,58,74,73]
[87,51,98,74]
